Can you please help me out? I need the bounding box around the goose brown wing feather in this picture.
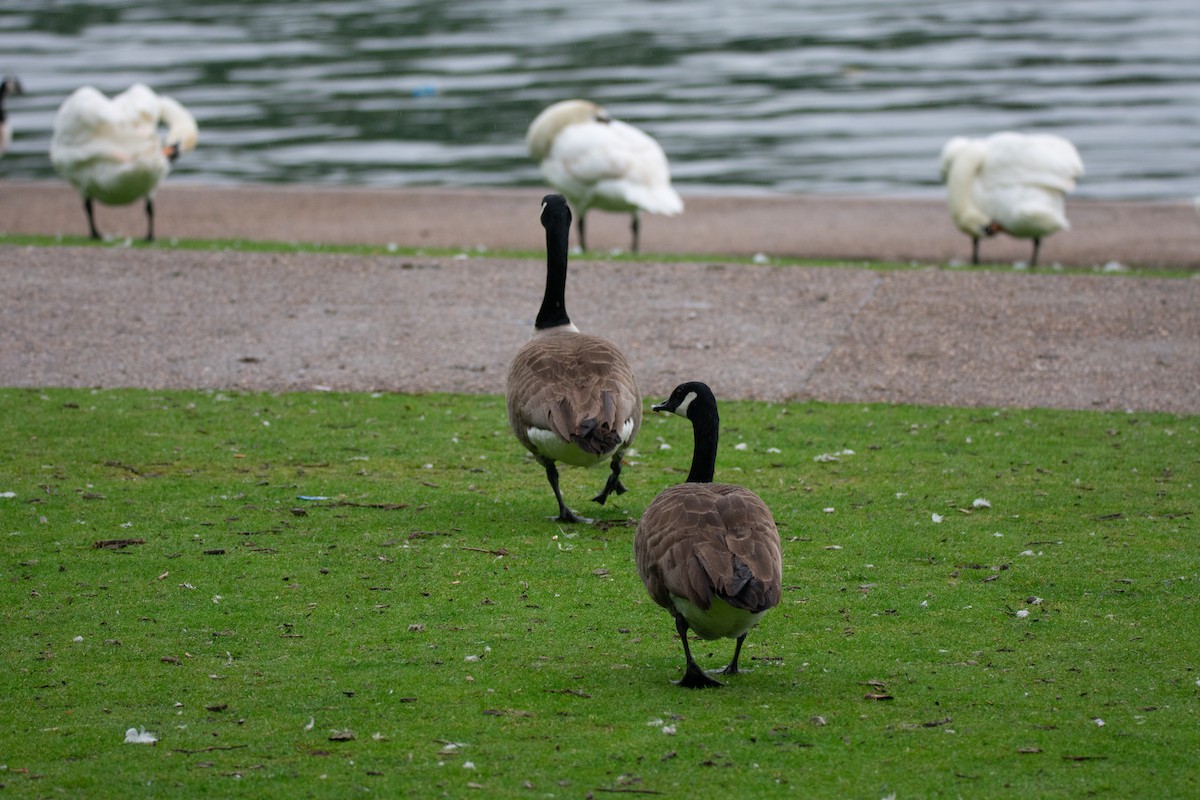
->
[635,483,782,614]
[506,331,641,454]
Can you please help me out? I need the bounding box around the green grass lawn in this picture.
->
[1,387,1197,798]
[3,232,1194,278]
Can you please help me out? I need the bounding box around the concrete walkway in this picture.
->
[3,180,1199,269]
[2,192,1197,413]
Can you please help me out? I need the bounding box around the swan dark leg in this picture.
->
[539,457,589,524]
[630,211,641,254]
[1030,237,1041,268]
[576,211,588,251]
[84,197,101,240]
[145,197,155,242]
[674,614,723,688]
[591,451,628,505]
[971,236,980,265]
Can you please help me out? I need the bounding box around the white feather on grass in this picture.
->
[124,726,158,744]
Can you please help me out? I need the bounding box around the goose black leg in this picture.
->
[145,197,155,242]
[715,633,748,676]
[539,457,589,524]
[1030,237,1041,268]
[674,614,723,689]
[591,451,628,505]
[84,197,102,240]
[971,235,980,265]
[630,211,640,254]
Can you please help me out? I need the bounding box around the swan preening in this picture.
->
[50,83,198,241]
[527,99,683,253]
[635,382,783,688]
[940,131,1083,267]
[505,194,642,523]
[0,77,22,157]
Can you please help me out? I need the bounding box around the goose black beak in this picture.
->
[652,402,670,413]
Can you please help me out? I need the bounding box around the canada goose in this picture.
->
[635,381,782,689]
[50,83,198,241]
[0,77,22,157]
[506,194,642,523]
[940,132,1083,267]
[526,99,683,253]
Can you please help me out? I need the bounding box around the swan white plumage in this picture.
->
[1,77,23,157]
[940,132,1083,266]
[50,83,198,241]
[527,99,682,253]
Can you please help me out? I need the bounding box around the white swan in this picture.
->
[940,132,1083,266]
[1,77,23,157]
[50,83,198,241]
[527,99,682,253]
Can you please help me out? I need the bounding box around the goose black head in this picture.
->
[0,77,22,98]
[540,193,572,231]
[652,381,715,420]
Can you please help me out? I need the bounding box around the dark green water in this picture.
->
[3,0,1199,200]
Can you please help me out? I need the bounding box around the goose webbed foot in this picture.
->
[591,481,626,505]
[677,662,725,689]
[713,634,748,676]
[673,614,724,689]
[550,509,592,525]
[541,458,590,524]
[591,453,628,505]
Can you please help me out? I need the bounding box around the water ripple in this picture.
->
[2,0,1198,200]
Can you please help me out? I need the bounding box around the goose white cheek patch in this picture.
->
[672,391,698,418]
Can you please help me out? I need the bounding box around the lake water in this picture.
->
[2,0,1199,200]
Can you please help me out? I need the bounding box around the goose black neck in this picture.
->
[686,401,719,484]
[534,211,572,330]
